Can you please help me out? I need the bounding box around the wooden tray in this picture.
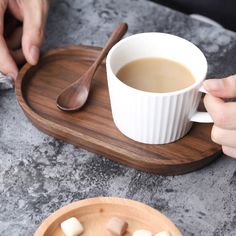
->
[15,45,222,175]
[34,197,183,236]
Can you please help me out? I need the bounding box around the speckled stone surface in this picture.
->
[0,0,236,235]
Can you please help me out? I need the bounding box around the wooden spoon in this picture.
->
[56,23,128,111]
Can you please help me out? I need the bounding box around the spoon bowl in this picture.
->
[56,23,128,111]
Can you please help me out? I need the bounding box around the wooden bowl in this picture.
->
[34,197,183,236]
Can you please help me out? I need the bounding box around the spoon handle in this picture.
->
[92,23,128,70]
[82,23,128,89]
[56,23,128,111]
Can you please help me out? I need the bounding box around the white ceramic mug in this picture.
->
[106,33,212,144]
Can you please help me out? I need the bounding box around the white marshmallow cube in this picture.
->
[154,231,172,236]
[133,229,152,236]
[60,217,84,236]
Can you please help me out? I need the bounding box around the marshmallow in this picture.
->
[60,217,84,236]
[132,229,152,236]
[106,217,128,235]
[154,231,172,236]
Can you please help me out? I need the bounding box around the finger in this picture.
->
[0,1,18,79]
[7,2,23,21]
[204,94,236,129]
[0,3,18,79]
[222,146,236,159]
[0,1,7,34]
[211,125,236,148]
[203,75,236,98]
[11,48,25,66]
[21,1,49,65]
[6,26,22,50]
[0,36,18,80]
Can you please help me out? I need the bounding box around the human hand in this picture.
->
[203,75,236,158]
[1,0,49,80]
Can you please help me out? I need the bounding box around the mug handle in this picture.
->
[190,86,213,123]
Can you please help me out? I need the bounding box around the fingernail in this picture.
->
[7,73,17,81]
[204,79,224,91]
[30,45,40,65]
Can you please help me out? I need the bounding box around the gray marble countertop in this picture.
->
[0,0,236,235]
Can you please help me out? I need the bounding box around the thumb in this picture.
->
[203,75,236,98]
[21,1,48,65]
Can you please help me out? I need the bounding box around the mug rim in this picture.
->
[106,32,208,96]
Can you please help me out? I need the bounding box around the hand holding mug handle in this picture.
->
[201,76,236,158]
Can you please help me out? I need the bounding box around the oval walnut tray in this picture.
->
[15,45,222,175]
[34,197,183,236]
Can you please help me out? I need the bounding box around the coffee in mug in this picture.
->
[116,57,196,93]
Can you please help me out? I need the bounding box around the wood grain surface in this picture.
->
[34,197,183,236]
[15,45,222,175]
